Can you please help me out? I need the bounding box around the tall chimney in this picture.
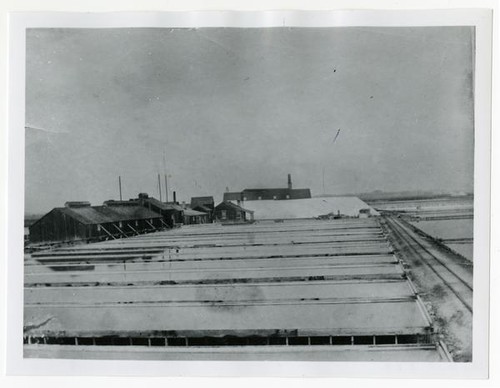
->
[173,191,177,204]
[288,173,292,190]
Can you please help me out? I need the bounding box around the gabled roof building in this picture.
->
[190,196,215,210]
[223,174,311,202]
[29,201,165,244]
[214,201,254,223]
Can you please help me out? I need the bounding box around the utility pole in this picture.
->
[163,149,168,203]
[158,173,162,202]
[164,174,168,203]
[322,167,325,195]
[118,176,123,201]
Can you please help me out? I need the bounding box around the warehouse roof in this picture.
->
[215,201,254,214]
[193,204,213,213]
[223,192,243,201]
[183,209,207,216]
[191,196,214,206]
[56,205,162,225]
[229,197,379,220]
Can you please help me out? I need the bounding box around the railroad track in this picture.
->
[382,215,473,314]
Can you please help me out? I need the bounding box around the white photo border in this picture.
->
[6,9,493,378]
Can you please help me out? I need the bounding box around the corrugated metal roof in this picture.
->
[191,196,214,204]
[59,205,162,225]
[223,192,243,201]
[142,197,169,210]
[183,209,207,216]
[193,204,212,212]
[142,197,185,213]
[215,201,254,214]
[241,188,311,200]
[102,206,162,221]
[58,207,109,225]
[164,203,184,211]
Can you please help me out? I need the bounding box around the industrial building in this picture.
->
[29,201,165,243]
[183,209,210,225]
[190,196,215,222]
[190,196,215,212]
[223,174,311,202]
[214,201,254,222]
[136,193,184,226]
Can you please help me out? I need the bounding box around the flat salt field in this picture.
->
[24,280,414,304]
[31,242,392,264]
[409,219,473,240]
[31,234,386,254]
[24,263,404,286]
[409,219,473,262]
[25,254,397,273]
[446,244,473,262]
[24,218,441,360]
[31,231,387,250]
[24,300,430,336]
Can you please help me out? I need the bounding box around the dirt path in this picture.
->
[380,215,473,361]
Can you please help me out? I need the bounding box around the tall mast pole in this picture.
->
[164,174,168,203]
[158,173,162,202]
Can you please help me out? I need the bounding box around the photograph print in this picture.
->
[21,17,480,365]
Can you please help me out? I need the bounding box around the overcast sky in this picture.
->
[25,27,474,214]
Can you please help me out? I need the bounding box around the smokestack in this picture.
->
[173,191,177,204]
[288,173,292,190]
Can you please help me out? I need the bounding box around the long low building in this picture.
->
[29,202,166,244]
[226,197,379,220]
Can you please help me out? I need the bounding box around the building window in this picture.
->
[221,210,227,220]
[97,225,101,232]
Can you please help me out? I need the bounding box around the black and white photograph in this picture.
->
[5,8,494,378]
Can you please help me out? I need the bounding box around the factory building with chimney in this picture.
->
[223,174,311,202]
